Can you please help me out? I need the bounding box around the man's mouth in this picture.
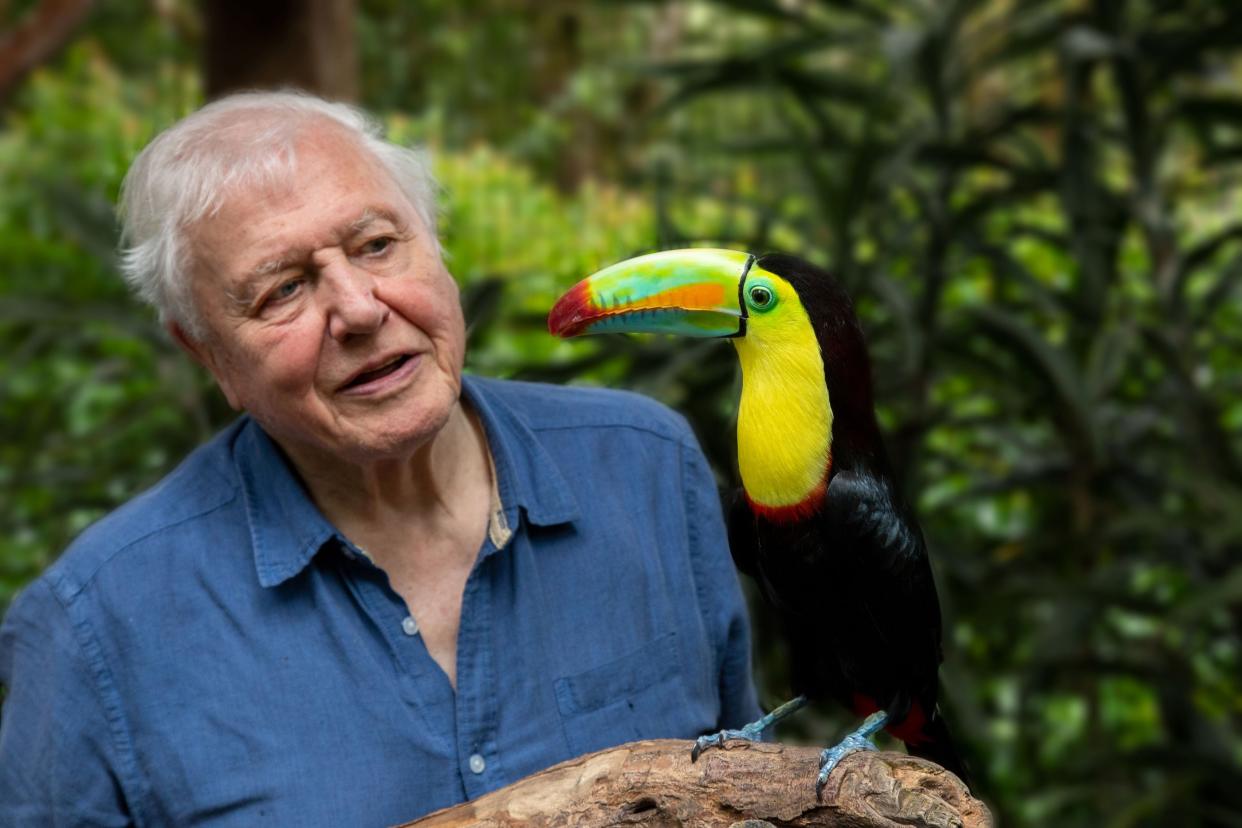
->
[340,354,415,391]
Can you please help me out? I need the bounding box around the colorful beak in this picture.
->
[548,248,753,339]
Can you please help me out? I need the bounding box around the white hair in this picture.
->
[118,90,438,340]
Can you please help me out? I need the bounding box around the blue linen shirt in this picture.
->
[0,376,760,826]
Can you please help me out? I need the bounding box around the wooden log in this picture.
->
[400,739,992,827]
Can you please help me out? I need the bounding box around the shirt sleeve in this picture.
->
[680,431,764,731]
[0,578,134,827]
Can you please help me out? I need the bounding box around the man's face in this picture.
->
[181,127,466,466]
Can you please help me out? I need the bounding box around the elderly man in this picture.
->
[0,92,760,826]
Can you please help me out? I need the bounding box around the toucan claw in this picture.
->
[690,726,760,763]
[688,695,809,764]
[813,710,888,801]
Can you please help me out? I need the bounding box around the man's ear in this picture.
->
[167,321,242,411]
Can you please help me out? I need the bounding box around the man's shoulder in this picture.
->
[470,376,695,445]
[42,420,247,601]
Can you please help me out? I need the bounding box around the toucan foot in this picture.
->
[814,711,888,801]
[689,695,809,762]
[690,725,760,762]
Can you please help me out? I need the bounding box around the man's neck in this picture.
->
[275,402,494,554]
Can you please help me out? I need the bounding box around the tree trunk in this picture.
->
[400,740,992,827]
[202,0,357,101]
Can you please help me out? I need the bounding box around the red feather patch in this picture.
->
[745,476,827,524]
[851,693,931,745]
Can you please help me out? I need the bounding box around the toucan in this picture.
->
[548,248,970,797]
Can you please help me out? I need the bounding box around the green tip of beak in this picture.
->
[548,248,753,338]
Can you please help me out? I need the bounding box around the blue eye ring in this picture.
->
[745,280,777,312]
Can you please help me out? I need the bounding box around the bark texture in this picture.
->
[203,0,357,101]
[400,739,992,827]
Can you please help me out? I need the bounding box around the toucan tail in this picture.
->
[905,711,973,790]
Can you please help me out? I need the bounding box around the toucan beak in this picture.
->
[548,248,753,339]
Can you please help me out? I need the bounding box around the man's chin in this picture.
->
[331,395,461,464]
[256,401,458,476]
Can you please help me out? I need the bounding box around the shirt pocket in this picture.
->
[553,630,706,758]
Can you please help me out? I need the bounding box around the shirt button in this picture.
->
[468,753,486,774]
[401,616,419,636]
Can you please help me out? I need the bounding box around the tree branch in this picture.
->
[400,740,993,827]
[0,0,94,104]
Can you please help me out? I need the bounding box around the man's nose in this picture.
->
[321,259,389,341]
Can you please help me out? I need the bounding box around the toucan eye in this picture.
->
[747,283,776,311]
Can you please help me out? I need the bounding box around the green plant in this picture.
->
[622,1,1242,823]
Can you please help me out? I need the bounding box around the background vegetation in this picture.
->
[2,1,1241,825]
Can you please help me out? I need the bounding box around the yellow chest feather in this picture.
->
[732,316,833,508]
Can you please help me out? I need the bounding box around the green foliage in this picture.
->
[630,0,1242,824]
[0,44,208,604]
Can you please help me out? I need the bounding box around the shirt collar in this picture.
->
[233,420,338,589]
[234,375,579,589]
[460,374,580,530]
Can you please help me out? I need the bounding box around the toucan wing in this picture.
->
[726,488,760,579]
[822,469,944,703]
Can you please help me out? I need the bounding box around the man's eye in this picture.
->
[264,278,305,308]
[361,237,394,256]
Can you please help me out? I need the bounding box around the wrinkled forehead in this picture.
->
[184,134,420,279]
[184,116,400,225]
